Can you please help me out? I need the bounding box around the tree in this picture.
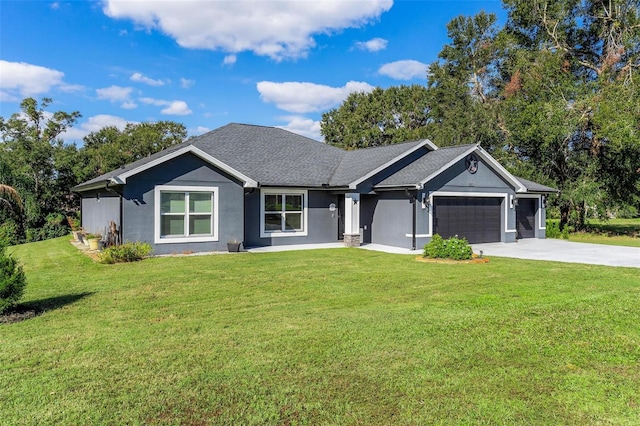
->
[425,12,507,151]
[78,121,187,181]
[499,0,640,228]
[321,85,431,149]
[0,243,26,315]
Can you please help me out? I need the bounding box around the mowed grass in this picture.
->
[549,218,640,247]
[2,237,640,425]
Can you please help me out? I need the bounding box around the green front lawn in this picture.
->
[3,237,640,424]
[548,218,640,247]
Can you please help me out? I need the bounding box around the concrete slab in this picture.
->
[472,238,640,268]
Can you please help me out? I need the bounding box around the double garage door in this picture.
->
[433,197,502,244]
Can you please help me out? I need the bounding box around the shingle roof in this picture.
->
[376,144,476,187]
[329,140,428,186]
[515,177,559,193]
[73,123,557,194]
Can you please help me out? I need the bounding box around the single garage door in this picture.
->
[433,197,502,243]
[516,198,536,239]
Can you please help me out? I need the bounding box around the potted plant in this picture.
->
[227,239,242,252]
[86,233,102,251]
[67,216,81,241]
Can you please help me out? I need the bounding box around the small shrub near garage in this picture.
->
[0,244,27,315]
[98,242,153,264]
[424,234,473,260]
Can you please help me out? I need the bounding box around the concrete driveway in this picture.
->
[472,239,640,268]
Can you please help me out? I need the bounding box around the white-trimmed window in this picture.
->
[260,189,308,237]
[154,185,218,244]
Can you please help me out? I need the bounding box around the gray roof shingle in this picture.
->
[376,144,476,187]
[514,177,559,193]
[73,123,557,194]
[328,140,427,186]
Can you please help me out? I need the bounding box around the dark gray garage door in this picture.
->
[516,198,536,239]
[433,197,501,243]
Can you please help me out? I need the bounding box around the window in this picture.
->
[260,189,307,237]
[154,185,218,244]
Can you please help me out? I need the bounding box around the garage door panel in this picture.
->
[434,197,501,244]
[516,198,536,239]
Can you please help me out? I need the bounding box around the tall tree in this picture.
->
[0,98,81,234]
[500,0,640,228]
[78,121,187,181]
[321,85,431,149]
[425,12,506,150]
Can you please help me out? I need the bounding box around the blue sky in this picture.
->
[1,0,506,143]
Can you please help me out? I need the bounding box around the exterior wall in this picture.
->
[361,192,414,248]
[80,190,120,235]
[244,190,339,247]
[121,153,245,255]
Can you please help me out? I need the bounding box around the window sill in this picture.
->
[155,236,219,244]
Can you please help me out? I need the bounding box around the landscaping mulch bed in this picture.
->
[415,255,490,264]
[0,306,42,324]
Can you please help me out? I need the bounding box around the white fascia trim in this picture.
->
[154,184,219,244]
[348,139,436,190]
[429,191,517,235]
[118,145,259,188]
[259,188,309,238]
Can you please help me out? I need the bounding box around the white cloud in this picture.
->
[50,2,60,10]
[0,60,65,97]
[130,72,166,86]
[354,37,388,52]
[257,80,374,113]
[223,54,237,65]
[60,114,133,142]
[277,116,322,141]
[180,78,195,89]
[96,85,133,102]
[378,60,429,80]
[192,126,211,136]
[121,101,138,109]
[139,97,192,115]
[103,0,393,60]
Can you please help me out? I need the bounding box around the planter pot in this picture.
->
[88,238,100,251]
[227,242,241,252]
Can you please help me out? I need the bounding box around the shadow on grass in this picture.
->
[1,292,93,324]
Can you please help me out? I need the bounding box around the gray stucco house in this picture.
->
[73,123,557,255]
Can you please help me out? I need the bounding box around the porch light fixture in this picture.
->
[511,195,519,208]
[96,192,100,202]
[421,193,430,210]
[542,196,547,208]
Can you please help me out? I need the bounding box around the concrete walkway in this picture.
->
[472,238,640,268]
[248,239,639,268]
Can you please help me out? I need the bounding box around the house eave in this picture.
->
[116,145,259,188]
[347,139,436,190]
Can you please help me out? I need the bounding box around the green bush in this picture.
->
[99,242,153,264]
[0,244,27,315]
[546,220,569,239]
[423,234,473,260]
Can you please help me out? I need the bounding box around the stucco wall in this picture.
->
[121,153,245,255]
[361,192,415,248]
[81,190,120,235]
[244,190,339,247]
